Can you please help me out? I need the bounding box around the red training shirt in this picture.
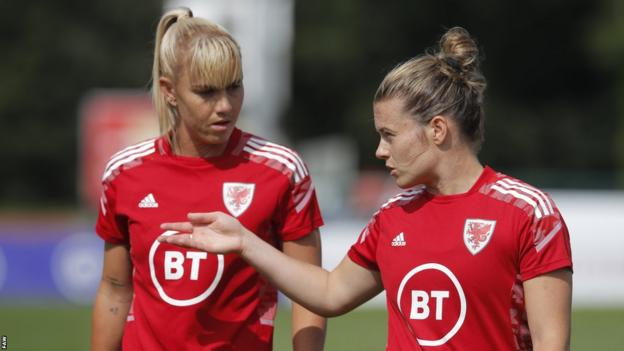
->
[96,128,323,350]
[348,166,572,351]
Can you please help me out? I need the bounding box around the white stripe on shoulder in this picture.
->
[102,145,156,181]
[496,179,551,217]
[249,137,308,176]
[491,183,543,219]
[247,138,307,180]
[295,184,315,213]
[499,178,554,215]
[380,187,424,210]
[243,146,302,183]
[109,139,154,160]
[536,221,563,252]
[103,140,156,175]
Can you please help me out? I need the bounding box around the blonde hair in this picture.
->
[375,27,487,149]
[152,7,243,136]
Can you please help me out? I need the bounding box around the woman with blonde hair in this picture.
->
[160,27,573,350]
[91,7,326,350]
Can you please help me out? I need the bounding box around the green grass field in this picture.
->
[0,305,622,350]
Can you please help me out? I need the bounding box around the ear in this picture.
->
[159,77,177,106]
[428,115,449,145]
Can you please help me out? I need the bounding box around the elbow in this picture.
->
[530,329,570,351]
[98,275,133,302]
[531,337,570,351]
[321,309,348,318]
[308,299,358,318]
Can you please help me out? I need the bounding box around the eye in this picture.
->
[193,86,217,96]
[379,129,394,141]
[227,81,242,92]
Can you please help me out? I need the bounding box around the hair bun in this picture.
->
[176,7,193,20]
[438,26,480,74]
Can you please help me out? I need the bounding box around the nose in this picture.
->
[215,92,233,115]
[375,139,389,160]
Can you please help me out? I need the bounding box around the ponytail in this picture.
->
[152,7,193,137]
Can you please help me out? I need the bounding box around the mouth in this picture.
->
[386,165,397,176]
[209,120,232,131]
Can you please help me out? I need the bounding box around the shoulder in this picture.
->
[101,137,160,183]
[479,170,557,220]
[238,132,310,185]
[356,187,425,244]
[376,186,426,217]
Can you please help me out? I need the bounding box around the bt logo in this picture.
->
[164,251,207,280]
[410,290,450,320]
[149,231,224,307]
[397,263,466,346]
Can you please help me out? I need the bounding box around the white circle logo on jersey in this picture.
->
[149,231,224,307]
[397,263,466,346]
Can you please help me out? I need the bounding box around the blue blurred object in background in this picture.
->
[0,225,102,304]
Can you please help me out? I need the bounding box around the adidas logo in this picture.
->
[391,232,406,247]
[138,193,159,208]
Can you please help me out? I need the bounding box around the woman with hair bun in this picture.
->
[91,7,326,351]
[160,27,573,350]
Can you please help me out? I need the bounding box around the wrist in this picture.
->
[238,227,255,258]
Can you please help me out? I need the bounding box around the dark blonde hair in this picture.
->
[375,27,487,149]
[152,7,243,136]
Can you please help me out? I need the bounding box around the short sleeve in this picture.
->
[348,213,381,271]
[518,200,573,281]
[274,174,324,241]
[95,181,129,245]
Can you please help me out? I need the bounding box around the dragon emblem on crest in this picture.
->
[222,183,255,217]
[463,219,496,255]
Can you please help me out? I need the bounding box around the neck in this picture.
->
[171,132,229,158]
[425,148,483,196]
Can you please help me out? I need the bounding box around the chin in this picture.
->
[205,129,233,143]
[395,175,421,189]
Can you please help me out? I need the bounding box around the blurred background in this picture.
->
[0,0,623,349]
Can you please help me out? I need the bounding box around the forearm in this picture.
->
[91,279,133,351]
[241,230,338,316]
[291,302,327,351]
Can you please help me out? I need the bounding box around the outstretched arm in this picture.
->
[160,212,383,317]
[524,268,572,351]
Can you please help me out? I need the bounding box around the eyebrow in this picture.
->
[191,80,242,90]
[191,84,218,90]
[377,126,394,133]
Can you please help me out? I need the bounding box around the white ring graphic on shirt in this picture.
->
[149,230,224,307]
[397,263,467,346]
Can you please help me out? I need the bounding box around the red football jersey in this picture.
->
[95,128,323,350]
[348,167,572,351]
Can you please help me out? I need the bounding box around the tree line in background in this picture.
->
[1,0,622,208]
[287,0,624,189]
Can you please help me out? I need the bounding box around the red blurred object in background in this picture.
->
[78,90,159,210]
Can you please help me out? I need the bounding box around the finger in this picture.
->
[188,212,220,224]
[161,222,194,232]
[158,233,195,248]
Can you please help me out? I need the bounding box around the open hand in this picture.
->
[159,212,246,254]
